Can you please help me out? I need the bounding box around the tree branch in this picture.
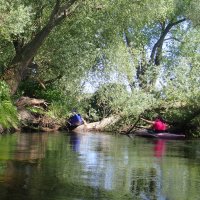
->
[12,36,24,54]
[44,74,63,85]
[150,18,186,65]
[54,0,79,25]
[4,0,80,94]
[164,37,182,42]
[14,0,80,64]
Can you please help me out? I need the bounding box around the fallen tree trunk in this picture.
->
[71,116,120,132]
[16,96,47,108]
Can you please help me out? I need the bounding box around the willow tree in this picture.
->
[0,0,80,95]
[1,0,176,95]
[100,0,198,91]
[1,0,199,95]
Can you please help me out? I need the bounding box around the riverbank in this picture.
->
[0,96,199,138]
[0,96,120,134]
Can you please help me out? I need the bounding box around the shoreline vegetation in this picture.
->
[0,96,199,138]
[0,96,120,134]
[1,1,200,137]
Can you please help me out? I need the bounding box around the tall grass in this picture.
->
[0,81,18,130]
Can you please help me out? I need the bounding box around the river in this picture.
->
[0,131,200,200]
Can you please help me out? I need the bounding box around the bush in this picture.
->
[87,83,129,120]
[0,81,18,129]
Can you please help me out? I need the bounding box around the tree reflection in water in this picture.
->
[0,133,127,200]
[0,133,48,199]
[130,139,168,200]
[0,132,200,200]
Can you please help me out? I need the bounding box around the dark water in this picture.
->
[0,132,200,200]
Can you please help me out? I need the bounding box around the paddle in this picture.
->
[124,115,141,135]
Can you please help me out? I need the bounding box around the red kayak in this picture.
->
[134,130,185,140]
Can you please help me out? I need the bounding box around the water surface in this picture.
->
[0,132,200,200]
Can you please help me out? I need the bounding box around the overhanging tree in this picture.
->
[0,0,199,95]
[1,0,80,95]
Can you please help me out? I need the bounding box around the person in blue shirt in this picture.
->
[67,109,86,128]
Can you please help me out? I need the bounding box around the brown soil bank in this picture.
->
[15,96,119,133]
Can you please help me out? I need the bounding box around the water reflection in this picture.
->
[154,140,166,158]
[131,167,158,199]
[0,133,48,199]
[14,133,47,161]
[0,132,200,200]
[69,133,80,152]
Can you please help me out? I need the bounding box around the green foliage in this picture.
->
[87,83,129,120]
[18,80,42,97]
[0,0,200,135]
[0,1,33,40]
[18,79,82,114]
[35,2,102,90]
[0,38,15,75]
[111,89,159,130]
[0,81,18,129]
[19,79,70,103]
[46,101,71,125]
[33,85,66,103]
[186,0,200,26]
[123,90,158,116]
[0,81,10,101]
[0,101,18,129]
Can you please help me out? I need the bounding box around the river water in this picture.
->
[0,131,200,200]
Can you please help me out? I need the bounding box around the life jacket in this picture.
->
[153,119,166,131]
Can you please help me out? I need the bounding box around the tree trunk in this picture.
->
[136,18,186,90]
[2,24,54,94]
[1,0,79,95]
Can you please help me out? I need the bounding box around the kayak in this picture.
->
[135,132,185,139]
[134,130,185,139]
